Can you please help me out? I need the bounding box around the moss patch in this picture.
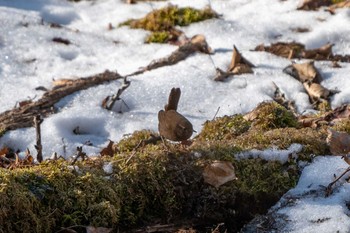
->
[0,101,332,232]
[0,149,298,232]
[120,5,218,43]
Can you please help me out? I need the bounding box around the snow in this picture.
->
[1,0,350,231]
[236,143,303,163]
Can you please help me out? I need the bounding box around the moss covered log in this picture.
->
[0,102,331,232]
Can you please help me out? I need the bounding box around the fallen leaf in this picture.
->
[203,161,237,188]
[100,140,116,156]
[214,68,233,82]
[228,46,254,74]
[327,129,350,155]
[327,105,350,121]
[302,43,333,59]
[190,34,213,54]
[283,61,322,83]
[86,226,113,233]
[303,82,330,100]
[254,42,305,59]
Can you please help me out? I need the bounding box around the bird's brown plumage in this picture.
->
[158,88,193,141]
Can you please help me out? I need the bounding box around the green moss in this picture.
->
[121,6,217,31]
[317,100,332,112]
[249,102,299,130]
[331,119,350,134]
[120,5,218,43]
[116,130,158,152]
[196,102,327,162]
[199,114,251,141]
[146,31,170,43]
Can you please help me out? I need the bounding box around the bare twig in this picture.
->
[34,115,43,163]
[102,76,131,111]
[325,166,350,197]
[212,107,220,120]
[71,146,87,165]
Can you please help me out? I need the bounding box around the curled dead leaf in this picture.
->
[326,128,350,155]
[303,82,330,100]
[190,34,213,54]
[203,161,237,188]
[302,43,333,59]
[254,42,305,59]
[228,46,254,74]
[291,61,320,83]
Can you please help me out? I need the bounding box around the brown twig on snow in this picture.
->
[102,76,131,111]
[126,34,213,77]
[325,166,350,197]
[0,70,122,134]
[34,115,43,163]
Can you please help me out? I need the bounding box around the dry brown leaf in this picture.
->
[302,43,333,59]
[86,226,113,233]
[100,140,116,156]
[328,105,350,121]
[254,42,305,59]
[190,34,213,54]
[303,82,330,100]
[228,46,254,74]
[243,109,259,121]
[292,61,320,83]
[228,46,242,71]
[231,64,253,74]
[203,161,237,188]
[327,129,350,155]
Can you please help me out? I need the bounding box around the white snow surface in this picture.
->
[1,0,350,231]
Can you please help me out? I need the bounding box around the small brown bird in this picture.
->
[158,88,193,141]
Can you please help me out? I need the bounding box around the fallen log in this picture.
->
[0,70,122,133]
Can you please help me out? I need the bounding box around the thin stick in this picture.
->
[34,115,43,163]
[212,107,220,120]
[207,54,217,70]
[325,166,350,197]
[102,77,131,111]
